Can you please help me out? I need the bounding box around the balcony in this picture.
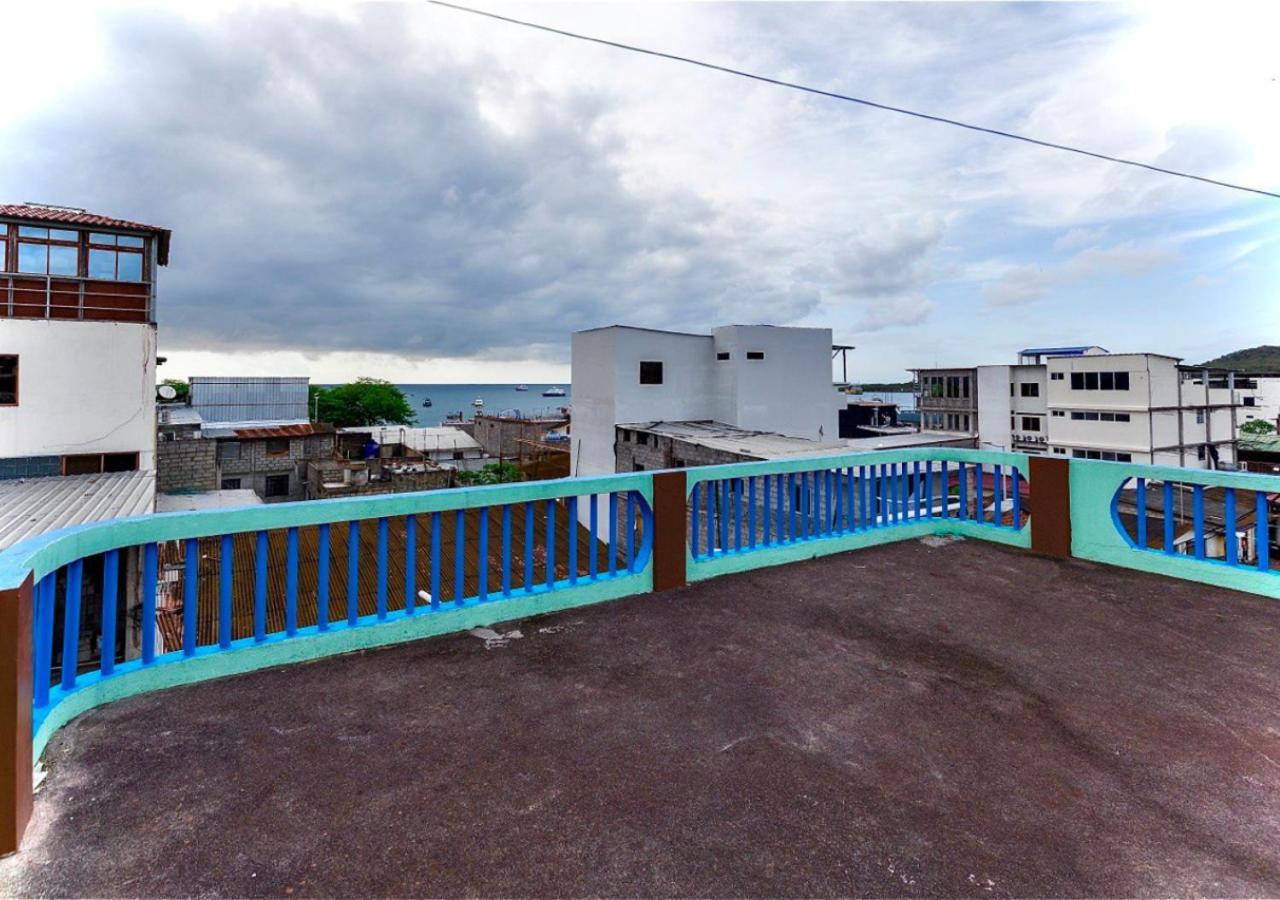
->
[1,450,1278,894]
[1,273,153,324]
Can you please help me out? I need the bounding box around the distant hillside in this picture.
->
[856,381,915,392]
[1198,345,1280,373]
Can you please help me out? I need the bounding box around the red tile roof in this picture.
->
[232,423,333,440]
[0,203,171,266]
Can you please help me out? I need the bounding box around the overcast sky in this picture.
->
[3,1,1276,383]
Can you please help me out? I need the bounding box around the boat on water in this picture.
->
[542,386,566,398]
[421,398,433,408]
[472,398,485,408]
[514,384,529,392]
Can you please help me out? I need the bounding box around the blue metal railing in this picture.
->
[689,454,1027,566]
[1110,474,1275,574]
[5,474,655,756]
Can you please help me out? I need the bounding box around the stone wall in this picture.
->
[472,415,568,460]
[217,434,335,502]
[156,439,218,492]
[613,429,749,472]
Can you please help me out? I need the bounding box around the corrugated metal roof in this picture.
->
[190,377,310,425]
[622,421,845,460]
[232,423,332,440]
[0,203,171,265]
[155,490,263,513]
[1240,434,1280,454]
[157,406,203,427]
[0,471,155,551]
[343,426,482,453]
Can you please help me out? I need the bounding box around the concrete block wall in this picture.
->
[156,439,218,492]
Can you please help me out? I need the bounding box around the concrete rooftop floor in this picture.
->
[5,539,1280,898]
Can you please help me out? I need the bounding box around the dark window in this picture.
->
[1052,410,1065,417]
[62,454,103,475]
[633,462,646,472]
[452,451,464,460]
[621,430,632,443]
[0,355,16,405]
[1197,445,1206,461]
[264,474,290,498]
[1051,372,1064,381]
[1100,412,1115,422]
[716,351,730,361]
[746,351,765,361]
[1020,383,1039,397]
[637,432,649,446]
[1021,416,1041,431]
[102,452,137,473]
[218,441,240,461]
[1117,453,1133,463]
[221,478,242,490]
[1084,372,1099,390]
[1115,372,1130,390]
[1071,411,1084,420]
[1085,412,1099,421]
[1116,412,1131,423]
[1071,373,1084,390]
[639,361,663,384]
[1244,397,1256,407]
[265,437,290,456]
[1100,371,1115,390]
[1072,449,1086,459]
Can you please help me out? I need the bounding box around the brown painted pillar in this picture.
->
[0,574,33,855]
[651,470,688,592]
[1029,456,1072,558]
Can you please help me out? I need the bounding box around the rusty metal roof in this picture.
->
[231,423,332,440]
[0,203,172,265]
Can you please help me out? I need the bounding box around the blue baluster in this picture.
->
[430,512,442,609]
[34,574,55,706]
[1011,468,1021,529]
[61,560,83,690]
[925,462,934,518]
[287,526,300,634]
[404,516,417,615]
[503,505,514,593]
[218,534,233,649]
[345,521,359,626]
[993,465,1004,527]
[626,491,636,572]
[255,530,270,638]
[787,473,797,540]
[1224,488,1237,566]
[1257,492,1271,572]
[1193,484,1206,559]
[183,538,198,657]
[1163,481,1175,554]
[720,480,730,553]
[142,543,157,663]
[588,495,599,578]
[691,483,701,559]
[455,508,466,603]
[567,497,577,584]
[101,549,119,675]
[478,507,490,599]
[609,494,619,577]
[732,479,741,551]
[546,499,557,588]
[959,464,969,520]
[748,476,757,547]
[940,461,949,518]
[317,523,331,630]
[1135,478,1147,548]
[801,472,811,537]
[526,502,537,589]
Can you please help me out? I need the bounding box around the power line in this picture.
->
[429,0,1280,201]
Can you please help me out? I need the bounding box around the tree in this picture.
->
[455,463,524,486]
[160,378,189,402]
[1242,419,1277,436]
[311,377,414,427]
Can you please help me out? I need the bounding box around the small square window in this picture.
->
[218,441,241,461]
[716,351,730,361]
[1100,372,1115,390]
[264,474,291,498]
[639,361,663,385]
[746,351,765,361]
[1115,372,1130,391]
[266,438,290,456]
[1070,373,1084,390]
[1084,372,1099,390]
[0,355,16,405]
[103,452,137,473]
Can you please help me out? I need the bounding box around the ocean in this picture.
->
[386,384,912,426]
[392,384,572,426]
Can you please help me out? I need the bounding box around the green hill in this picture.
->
[1198,345,1280,373]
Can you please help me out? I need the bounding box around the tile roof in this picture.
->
[0,203,172,265]
[232,422,333,440]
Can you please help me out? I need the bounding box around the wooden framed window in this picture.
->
[60,452,138,475]
[265,437,290,456]
[16,226,79,276]
[0,355,16,405]
[87,232,146,282]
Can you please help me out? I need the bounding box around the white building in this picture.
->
[571,324,844,478]
[919,346,1245,468]
[1241,376,1280,433]
[1,204,170,484]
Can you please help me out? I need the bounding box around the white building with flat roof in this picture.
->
[918,346,1246,468]
[571,324,844,478]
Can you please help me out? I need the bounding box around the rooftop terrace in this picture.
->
[5,539,1280,897]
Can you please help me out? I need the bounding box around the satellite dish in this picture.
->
[157,384,178,401]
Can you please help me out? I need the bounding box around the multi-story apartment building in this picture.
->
[571,324,844,478]
[0,203,171,480]
[916,346,1245,469]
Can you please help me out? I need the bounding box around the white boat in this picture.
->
[472,398,484,407]
[542,386,566,398]
[514,384,529,392]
